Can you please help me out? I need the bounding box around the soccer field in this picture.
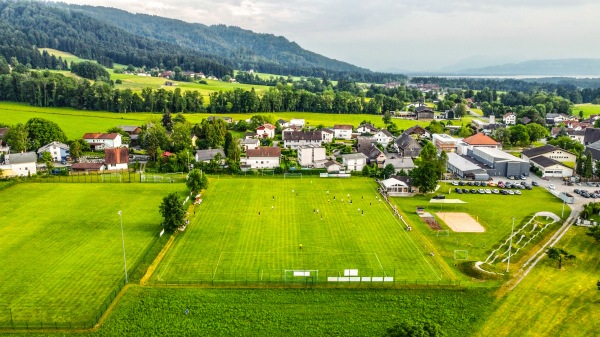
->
[153,177,452,284]
[0,183,185,325]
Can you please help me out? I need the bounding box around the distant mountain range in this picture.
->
[409,59,600,77]
[0,0,405,82]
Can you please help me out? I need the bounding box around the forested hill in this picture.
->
[0,1,232,77]
[54,3,365,74]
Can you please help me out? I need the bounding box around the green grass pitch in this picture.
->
[153,177,451,283]
[0,183,185,324]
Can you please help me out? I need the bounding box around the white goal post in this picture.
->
[284,173,303,179]
[454,250,469,260]
[101,174,122,182]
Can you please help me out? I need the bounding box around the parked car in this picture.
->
[456,189,463,194]
[459,181,466,186]
[432,195,446,199]
[480,182,488,187]
[520,175,527,180]
[500,190,509,195]
[485,189,492,194]
[549,184,555,190]
[478,189,485,194]
[532,181,539,186]
[515,190,522,195]
[525,185,532,190]
[463,188,469,193]
[574,189,581,194]
[452,181,459,186]
[508,190,515,195]
[492,189,500,194]
[470,189,477,194]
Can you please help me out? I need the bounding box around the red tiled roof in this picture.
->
[246,147,281,158]
[83,133,120,140]
[462,133,500,146]
[104,148,129,165]
[257,123,276,130]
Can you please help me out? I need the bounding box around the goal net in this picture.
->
[101,173,122,182]
[261,170,275,176]
[284,173,302,179]
[436,230,449,237]
[454,250,469,260]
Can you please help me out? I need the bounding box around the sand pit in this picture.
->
[436,212,485,232]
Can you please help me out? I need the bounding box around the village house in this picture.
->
[83,133,122,151]
[374,129,394,146]
[324,160,343,173]
[242,138,260,151]
[283,131,323,149]
[333,124,353,140]
[342,153,368,172]
[37,141,70,162]
[432,134,460,153]
[297,145,327,168]
[395,133,422,158]
[256,123,276,139]
[195,149,226,163]
[71,162,105,173]
[242,147,281,169]
[356,123,379,135]
[289,118,305,128]
[320,128,334,143]
[403,125,430,139]
[521,145,577,164]
[503,112,516,125]
[0,152,37,177]
[105,147,129,171]
[118,125,142,145]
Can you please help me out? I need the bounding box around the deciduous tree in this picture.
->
[546,247,575,269]
[159,192,186,232]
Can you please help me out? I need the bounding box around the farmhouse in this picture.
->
[283,131,323,149]
[415,106,435,120]
[242,147,281,169]
[104,147,129,171]
[342,153,368,172]
[333,124,353,140]
[83,133,122,150]
[256,123,276,139]
[0,152,37,177]
[380,177,411,196]
[360,143,386,168]
[297,145,327,168]
[37,141,70,162]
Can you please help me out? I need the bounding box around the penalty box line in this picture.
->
[368,184,443,281]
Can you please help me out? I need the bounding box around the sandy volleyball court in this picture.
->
[436,212,485,232]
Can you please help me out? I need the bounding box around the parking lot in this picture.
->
[449,179,532,196]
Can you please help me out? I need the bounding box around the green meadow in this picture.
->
[0,183,185,324]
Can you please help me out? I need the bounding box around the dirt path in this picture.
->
[140,233,177,286]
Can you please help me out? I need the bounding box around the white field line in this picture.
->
[374,253,386,277]
[369,183,443,280]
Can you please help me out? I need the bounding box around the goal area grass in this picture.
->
[153,177,450,283]
[0,183,186,324]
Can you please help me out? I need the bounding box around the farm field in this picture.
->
[390,183,566,270]
[152,177,454,284]
[89,286,496,337]
[478,226,600,337]
[0,102,443,139]
[573,103,600,118]
[0,182,186,325]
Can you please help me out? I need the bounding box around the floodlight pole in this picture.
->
[117,211,128,283]
[506,217,515,273]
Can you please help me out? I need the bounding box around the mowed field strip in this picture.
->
[0,183,185,323]
[153,177,450,282]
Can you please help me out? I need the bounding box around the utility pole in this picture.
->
[506,217,515,272]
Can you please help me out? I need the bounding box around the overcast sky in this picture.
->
[46,0,600,72]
